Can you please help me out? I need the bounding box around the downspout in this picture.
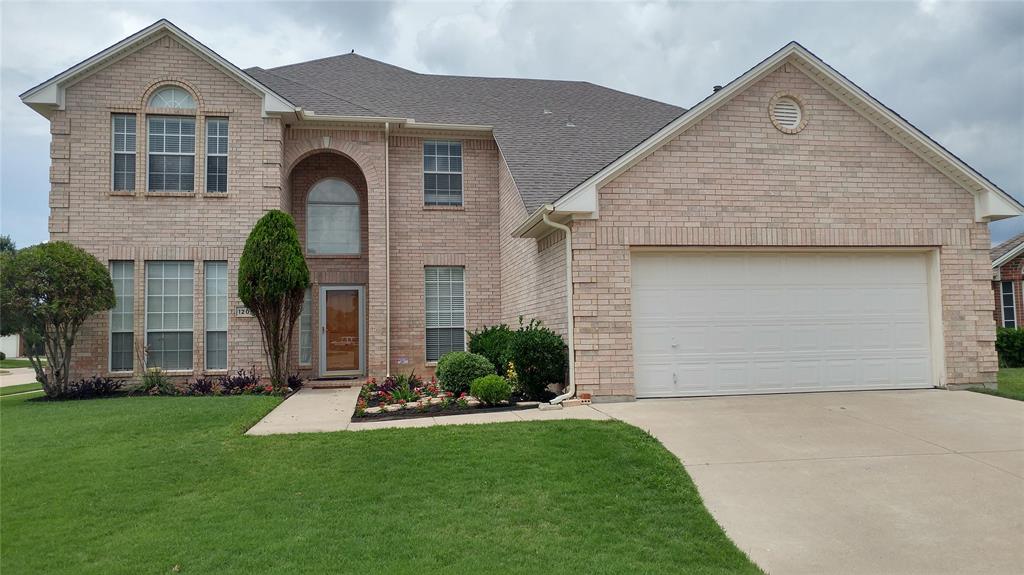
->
[542,211,575,405]
[385,122,391,376]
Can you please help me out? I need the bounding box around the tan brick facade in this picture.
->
[43,35,997,398]
[570,63,997,399]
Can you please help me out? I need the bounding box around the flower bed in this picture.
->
[353,373,537,421]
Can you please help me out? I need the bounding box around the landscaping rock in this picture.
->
[364,406,382,414]
[384,404,402,412]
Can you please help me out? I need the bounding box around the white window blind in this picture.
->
[148,116,196,192]
[205,261,227,370]
[110,261,134,371]
[145,261,194,370]
[425,266,465,361]
[299,288,312,365]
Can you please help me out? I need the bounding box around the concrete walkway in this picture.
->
[598,390,1024,575]
[245,387,610,435]
[0,367,40,387]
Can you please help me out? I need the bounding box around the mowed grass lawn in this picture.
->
[973,368,1024,402]
[0,382,43,396]
[0,394,761,575]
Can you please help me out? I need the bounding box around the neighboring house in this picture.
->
[19,20,1021,400]
[0,335,22,359]
[991,232,1024,328]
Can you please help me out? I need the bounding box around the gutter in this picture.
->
[537,207,576,405]
[385,122,392,376]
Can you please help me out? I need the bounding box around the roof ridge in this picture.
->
[265,52,415,76]
[250,66,385,117]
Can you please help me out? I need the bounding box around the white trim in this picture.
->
[992,241,1024,269]
[20,19,295,118]
[549,42,1023,223]
[422,140,464,207]
[318,285,365,377]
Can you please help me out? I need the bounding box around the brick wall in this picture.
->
[572,61,996,399]
[993,255,1023,327]
[54,33,279,380]
[497,156,567,335]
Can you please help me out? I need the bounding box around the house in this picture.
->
[19,20,1021,400]
[991,232,1024,328]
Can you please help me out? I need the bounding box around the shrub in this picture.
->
[0,241,116,398]
[221,367,263,395]
[137,367,177,396]
[506,319,566,400]
[997,327,1024,367]
[238,210,310,391]
[470,374,512,405]
[436,351,494,395]
[0,351,5,361]
[65,376,123,399]
[468,324,515,376]
[287,373,304,391]
[185,376,219,396]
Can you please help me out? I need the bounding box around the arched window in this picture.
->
[148,86,196,109]
[307,178,360,255]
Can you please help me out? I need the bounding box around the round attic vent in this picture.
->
[769,93,807,134]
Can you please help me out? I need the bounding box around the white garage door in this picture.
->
[632,251,936,398]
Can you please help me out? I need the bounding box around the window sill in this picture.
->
[424,205,465,211]
[425,361,438,367]
[107,371,135,378]
[159,370,194,376]
[145,191,196,197]
[202,192,230,198]
[306,254,364,260]
[203,369,228,376]
[108,190,137,197]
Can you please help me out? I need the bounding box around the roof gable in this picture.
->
[547,42,1023,224]
[20,19,294,117]
[992,232,1024,268]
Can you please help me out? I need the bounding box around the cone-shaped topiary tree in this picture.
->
[238,210,310,391]
[0,241,115,397]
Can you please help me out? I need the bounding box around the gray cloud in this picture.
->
[2,0,1022,248]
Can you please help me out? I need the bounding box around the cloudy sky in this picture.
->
[2,0,1022,248]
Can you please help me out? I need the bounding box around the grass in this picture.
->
[972,368,1024,401]
[0,358,39,369]
[0,394,761,575]
[0,382,42,396]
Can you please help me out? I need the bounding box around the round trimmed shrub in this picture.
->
[506,319,566,400]
[471,374,512,405]
[436,351,494,395]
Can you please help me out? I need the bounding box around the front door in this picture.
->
[319,286,364,376]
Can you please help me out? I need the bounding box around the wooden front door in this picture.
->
[320,286,363,375]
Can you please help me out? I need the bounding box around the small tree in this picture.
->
[238,211,310,391]
[0,242,115,397]
[0,234,15,254]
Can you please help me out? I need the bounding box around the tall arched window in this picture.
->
[307,178,360,255]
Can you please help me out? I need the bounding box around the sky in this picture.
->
[2,0,1022,249]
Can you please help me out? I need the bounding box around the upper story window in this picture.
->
[424,140,463,206]
[206,118,228,193]
[148,86,196,109]
[148,116,196,192]
[307,178,360,255]
[112,114,137,191]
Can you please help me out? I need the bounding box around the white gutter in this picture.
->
[385,121,392,376]
[540,208,576,405]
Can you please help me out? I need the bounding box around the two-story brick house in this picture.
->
[991,232,1024,328]
[20,20,1021,400]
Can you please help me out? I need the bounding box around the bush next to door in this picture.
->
[995,327,1024,367]
[467,324,514,375]
[436,351,494,395]
[0,241,116,398]
[238,210,310,392]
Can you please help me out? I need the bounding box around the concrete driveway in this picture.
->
[597,390,1024,575]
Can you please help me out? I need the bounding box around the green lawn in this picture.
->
[0,358,38,369]
[973,368,1024,401]
[0,382,42,396]
[0,394,760,575]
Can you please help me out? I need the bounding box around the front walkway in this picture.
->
[245,387,610,435]
[598,389,1024,575]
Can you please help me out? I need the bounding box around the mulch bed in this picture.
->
[353,400,541,422]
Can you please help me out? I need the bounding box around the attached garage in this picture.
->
[631,251,941,398]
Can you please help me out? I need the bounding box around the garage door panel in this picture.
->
[632,252,935,397]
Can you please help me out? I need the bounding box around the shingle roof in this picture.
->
[246,54,685,212]
[991,231,1024,264]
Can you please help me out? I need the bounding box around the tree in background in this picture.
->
[0,242,115,397]
[0,234,15,254]
[238,211,310,392]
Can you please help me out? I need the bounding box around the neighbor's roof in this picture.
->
[246,55,684,211]
[992,231,1024,268]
